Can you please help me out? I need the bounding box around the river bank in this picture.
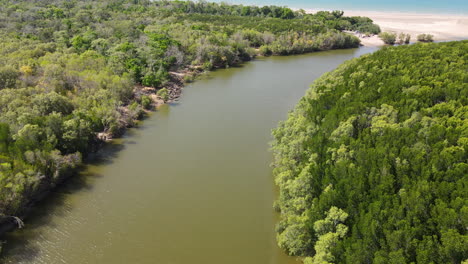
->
[1,0,375,237]
[0,46,379,264]
[0,39,361,243]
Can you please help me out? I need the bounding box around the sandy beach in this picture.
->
[347,11,468,40]
[305,9,468,46]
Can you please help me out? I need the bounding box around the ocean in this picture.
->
[208,0,468,15]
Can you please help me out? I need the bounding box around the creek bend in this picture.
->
[1,46,377,264]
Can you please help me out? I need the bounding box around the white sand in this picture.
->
[304,9,468,46]
[347,33,385,46]
[346,11,468,41]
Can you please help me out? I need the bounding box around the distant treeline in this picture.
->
[272,41,467,263]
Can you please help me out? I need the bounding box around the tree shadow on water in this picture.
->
[85,139,126,165]
[0,141,127,262]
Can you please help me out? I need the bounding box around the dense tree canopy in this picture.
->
[272,41,467,263]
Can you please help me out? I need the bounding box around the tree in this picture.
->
[310,207,349,264]
[0,66,19,89]
[32,93,74,115]
[140,95,152,109]
[0,123,10,153]
[417,33,434,42]
[332,10,344,19]
[404,34,411,44]
[156,88,169,102]
[281,8,295,19]
[398,33,411,44]
[379,32,396,44]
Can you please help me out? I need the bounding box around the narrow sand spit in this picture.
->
[345,11,468,42]
[304,9,468,46]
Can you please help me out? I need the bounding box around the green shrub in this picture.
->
[156,88,169,102]
[417,33,434,42]
[0,66,19,89]
[140,95,152,109]
[202,61,213,71]
[357,23,381,34]
[128,101,144,120]
[142,68,169,88]
[398,33,411,44]
[379,32,396,45]
[183,74,195,83]
[259,45,272,56]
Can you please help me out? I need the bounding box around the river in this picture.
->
[1,46,378,264]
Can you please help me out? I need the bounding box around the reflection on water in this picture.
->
[1,47,377,264]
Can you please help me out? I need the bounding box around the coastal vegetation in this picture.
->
[0,0,380,229]
[379,31,413,45]
[379,32,436,45]
[398,33,411,45]
[272,41,468,263]
[379,32,397,44]
[379,31,411,45]
[417,33,435,42]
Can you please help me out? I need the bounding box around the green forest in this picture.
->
[0,0,380,228]
[272,41,467,263]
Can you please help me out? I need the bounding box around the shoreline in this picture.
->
[298,7,468,17]
[346,10,468,42]
[338,10,468,42]
[2,5,467,238]
[2,5,467,252]
[302,9,468,45]
[0,44,361,242]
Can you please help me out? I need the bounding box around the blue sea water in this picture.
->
[208,0,468,15]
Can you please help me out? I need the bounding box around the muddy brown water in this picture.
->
[1,47,378,264]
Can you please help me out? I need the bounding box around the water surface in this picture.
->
[1,46,377,264]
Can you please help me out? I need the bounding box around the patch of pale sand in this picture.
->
[303,9,468,43]
[343,30,385,46]
[356,34,385,46]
